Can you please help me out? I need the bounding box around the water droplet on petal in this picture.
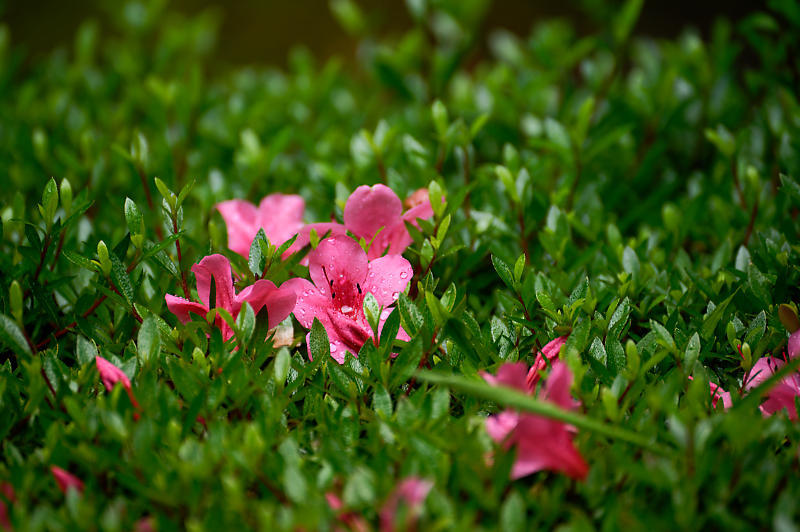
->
[400,272,408,279]
[392,292,399,300]
[330,343,337,352]
[341,305,353,313]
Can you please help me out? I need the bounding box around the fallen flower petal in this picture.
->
[484,360,589,480]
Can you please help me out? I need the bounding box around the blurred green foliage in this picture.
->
[2,0,800,529]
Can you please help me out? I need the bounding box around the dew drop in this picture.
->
[330,343,337,352]
[400,272,408,279]
[341,305,353,313]
[392,292,399,300]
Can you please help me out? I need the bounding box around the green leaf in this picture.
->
[76,335,97,365]
[137,315,161,364]
[0,313,32,356]
[309,319,331,361]
[492,254,516,291]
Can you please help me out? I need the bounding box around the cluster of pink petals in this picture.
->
[50,466,84,495]
[216,194,305,257]
[482,360,589,480]
[96,355,140,412]
[745,355,800,420]
[379,477,433,532]
[526,335,568,392]
[219,185,433,261]
[284,236,412,363]
[165,254,296,342]
[688,375,733,410]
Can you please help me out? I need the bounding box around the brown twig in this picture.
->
[35,295,108,350]
[173,217,191,299]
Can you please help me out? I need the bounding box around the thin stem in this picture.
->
[417,371,671,454]
[172,217,191,299]
[36,295,107,350]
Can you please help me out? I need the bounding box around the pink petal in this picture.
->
[482,362,530,393]
[50,466,84,494]
[527,335,568,391]
[379,477,433,532]
[486,410,520,444]
[165,294,208,324]
[745,356,783,391]
[789,329,800,359]
[282,278,331,329]
[256,194,306,245]
[542,361,580,410]
[191,254,236,313]
[284,222,347,258]
[216,200,260,257]
[96,355,131,392]
[402,200,434,227]
[235,279,297,330]
[513,416,589,480]
[362,255,413,307]
[403,188,431,210]
[344,184,404,242]
[308,237,368,299]
[708,382,733,409]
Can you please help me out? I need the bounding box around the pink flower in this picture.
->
[483,361,589,480]
[165,254,297,342]
[96,355,140,411]
[688,375,732,410]
[344,184,433,260]
[50,466,84,495]
[745,356,800,419]
[284,236,412,363]
[379,477,433,532]
[526,335,568,392]
[216,194,306,257]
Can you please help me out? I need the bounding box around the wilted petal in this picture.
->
[235,279,297,330]
[362,255,413,307]
[308,237,368,299]
[191,254,236,312]
[96,355,131,391]
[51,466,84,494]
[165,294,208,324]
[256,193,305,245]
[216,200,260,257]
[344,184,403,241]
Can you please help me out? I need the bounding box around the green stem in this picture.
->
[417,370,670,454]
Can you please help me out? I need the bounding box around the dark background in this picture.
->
[1,0,764,68]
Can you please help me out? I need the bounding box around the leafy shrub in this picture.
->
[1,0,800,529]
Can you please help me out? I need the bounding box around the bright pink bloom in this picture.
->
[50,466,84,494]
[0,483,14,530]
[379,477,433,532]
[284,236,412,363]
[745,356,800,419]
[483,361,589,480]
[165,254,296,342]
[344,184,433,260]
[688,376,732,409]
[216,194,306,257]
[526,335,568,392]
